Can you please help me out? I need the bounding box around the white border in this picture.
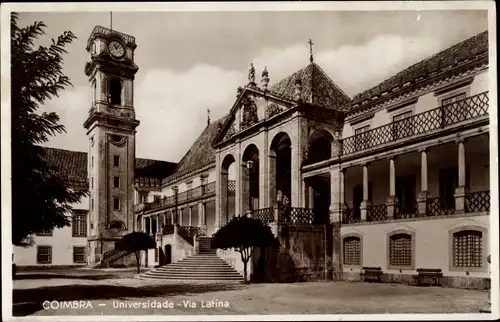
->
[1,1,498,321]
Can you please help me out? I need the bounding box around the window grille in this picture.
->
[453,230,482,267]
[37,246,52,264]
[73,246,85,263]
[389,233,412,266]
[343,236,361,265]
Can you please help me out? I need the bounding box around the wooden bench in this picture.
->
[361,266,384,283]
[414,268,443,286]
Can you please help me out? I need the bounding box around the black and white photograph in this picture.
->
[1,2,498,320]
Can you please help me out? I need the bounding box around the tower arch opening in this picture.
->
[109,77,122,105]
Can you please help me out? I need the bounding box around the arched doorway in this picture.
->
[242,144,260,213]
[269,132,292,208]
[221,154,236,225]
[164,244,172,265]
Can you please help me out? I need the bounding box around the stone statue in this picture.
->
[248,63,255,84]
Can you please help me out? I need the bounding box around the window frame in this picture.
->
[113,155,120,167]
[37,245,52,264]
[113,176,120,188]
[72,213,88,238]
[342,233,363,268]
[387,229,415,270]
[113,197,121,211]
[448,225,488,272]
[73,246,86,264]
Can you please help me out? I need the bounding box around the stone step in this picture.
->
[158,263,232,269]
[143,271,243,278]
[140,274,243,280]
[157,265,235,271]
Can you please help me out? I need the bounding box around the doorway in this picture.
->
[164,244,172,265]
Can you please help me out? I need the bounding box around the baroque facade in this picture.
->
[14,26,492,289]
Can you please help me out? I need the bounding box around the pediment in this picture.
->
[213,86,292,147]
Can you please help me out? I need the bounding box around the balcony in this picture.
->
[341,190,490,225]
[341,92,489,156]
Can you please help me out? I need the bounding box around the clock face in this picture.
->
[108,41,125,58]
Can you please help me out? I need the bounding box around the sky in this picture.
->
[16,10,488,163]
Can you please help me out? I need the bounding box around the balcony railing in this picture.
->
[466,190,491,213]
[253,207,275,224]
[342,206,360,224]
[136,181,216,213]
[367,204,388,222]
[341,92,489,156]
[426,197,455,217]
[394,201,419,219]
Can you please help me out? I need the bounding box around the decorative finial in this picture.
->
[207,108,211,125]
[261,66,269,91]
[248,63,256,85]
[237,86,243,98]
[110,12,113,31]
[308,38,314,63]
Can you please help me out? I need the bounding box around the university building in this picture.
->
[14,26,492,289]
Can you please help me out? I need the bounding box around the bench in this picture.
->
[361,266,383,283]
[414,268,443,286]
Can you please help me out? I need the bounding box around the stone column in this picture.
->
[241,163,250,214]
[454,140,467,213]
[291,116,307,207]
[360,163,371,221]
[198,202,206,229]
[170,211,174,225]
[149,216,153,235]
[188,206,193,227]
[417,148,429,216]
[386,156,398,219]
[178,208,183,226]
[215,150,221,230]
[268,153,277,207]
[260,131,269,208]
[329,165,344,223]
[308,184,315,209]
[235,141,242,216]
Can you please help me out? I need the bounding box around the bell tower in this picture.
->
[84,26,139,264]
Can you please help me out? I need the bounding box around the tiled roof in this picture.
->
[41,147,176,189]
[163,115,229,184]
[269,62,351,110]
[344,30,488,115]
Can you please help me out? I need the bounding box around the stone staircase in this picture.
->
[91,249,130,268]
[140,236,243,281]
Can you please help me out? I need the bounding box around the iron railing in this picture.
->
[177,226,207,245]
[426,197,455,216]
[136,181,216,213]
[466,190,491,213]
[253,207,275,224]
[394,201,419,219]
[161,224,175,235]
[367,204,388,222]
[342,206,360,224]
[341,92,489,155]
[282,207,315,224]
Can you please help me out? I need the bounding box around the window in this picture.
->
[73,246,85,263]
[155,246,159,263]
[91,156,94,169]
[343,236,361,265]
[441,92,467,126]
[140,194,147,204]
[109,78,122,105]
[186,181,193,198]
[453,230,482,268]
[37,230,53,237]
[354,125,370,151]
[113,155,120,167]
[72,214,87,237]
[154,195,161,203]
[91,198,94,211]
[392,111,414,140]
[389,233,413,267]
[91,177,94,189]
[92,80,97,104]
[37,246,52,264]
[114,176,120,188]
[113,197,120,210]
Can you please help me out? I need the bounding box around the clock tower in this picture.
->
[84,26,139,264]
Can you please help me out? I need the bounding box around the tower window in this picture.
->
[91,156,94,168]
[113,155,120,167]
[113,197,120,210]
[109,78,122,105]
[91,177,94,189]
[114,176,120,188]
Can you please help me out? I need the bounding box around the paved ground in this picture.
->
[12,268,488,316]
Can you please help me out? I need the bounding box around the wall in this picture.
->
[217,248,249,280]
[141,232,195,267]
[341,214,490,289]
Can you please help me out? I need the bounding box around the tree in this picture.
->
[11,13,86,246]
[211,216,276,283]
[115,232,156,273]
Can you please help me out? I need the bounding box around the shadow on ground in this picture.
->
[13,282,245,316]
[14,274,124,281]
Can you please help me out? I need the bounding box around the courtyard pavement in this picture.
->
[12,268,488,316]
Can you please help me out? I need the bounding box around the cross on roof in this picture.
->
[308,38,314,63]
